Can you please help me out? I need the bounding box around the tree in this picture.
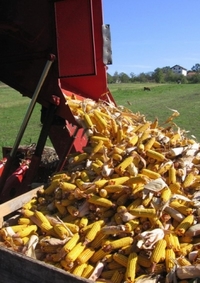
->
[119,72,130,83]
[191,63,200,73]
[113,71,120,83]
[107,73,114,84]
[153,68,164,83]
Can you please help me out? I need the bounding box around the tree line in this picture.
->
[107,63,200,84]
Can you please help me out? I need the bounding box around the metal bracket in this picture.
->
[102,24,112,65]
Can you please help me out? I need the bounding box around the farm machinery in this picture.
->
[0,0,113,203]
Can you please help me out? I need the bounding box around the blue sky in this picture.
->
[103,0,200,76]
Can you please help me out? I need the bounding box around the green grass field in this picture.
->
[0,82,200,159]
[110,83,200,141]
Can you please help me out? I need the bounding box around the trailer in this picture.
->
[0,0,112,202]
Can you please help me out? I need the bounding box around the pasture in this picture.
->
[109,83,200,141]
[0,82,200,159]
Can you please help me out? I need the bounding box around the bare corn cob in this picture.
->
[76,247,95,264]
[125,252,138,283]
[65,241,86,263]
[165,248,176,273]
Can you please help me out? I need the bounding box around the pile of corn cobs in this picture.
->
[1,96,200,283]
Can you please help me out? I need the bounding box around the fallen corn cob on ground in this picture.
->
[1,96,200,283]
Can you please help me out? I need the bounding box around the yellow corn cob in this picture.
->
[169,182,182,194]
[62,233,80,253]
[124,219,140,233]
[14,225,37,238]
[90,230,107,249]
[165,248,176,272]
[137,122,151,133]
[142,194,153,207]
[34,210,51,224]
[108,176,129,186]
[87,194,113,208]
[44,179,60,195]
[91,162,102,175]
[22,209,35,218]
[60,259,73,271]
[75,178,88,190]
[76,247,95,265]
[127,176,147,186]
[104,184,126,194]
[137,143,145,154]
[81,264,95,279]
[99,188,108,198]
[138,131,150,144]
[59,181,76,191]
[41,223,55,234]
[152,139,161,148]
[53,224,69,239]
[90,140,104,156]
[182,171,196,189]
[137,253,152,268]
[18,218,33,225]
[170,200,193,216]
[175,214,194,236]
[114,156,134,175]
[83,113,93,129]
[110,117,118,136]
[112,153,123,162]
[64,223,79,233]
[150,239,166,264]
[128,135,138,146]
[160,187,171,203]
[171,233,180,251]
[51,172,69,181]
[54,201,67,216]
[90,248,109,263]
[65,242,86,263]
[71,152,89,163]
[84,221,102,245]
[168,165,176,184]
[89,135,111,144]
[146,149,165,162]
[116,127,124,143]
[127,198,142,210]
[128,208,157,218]
[164,233,174,249]
[144,136,156,150]
[79,216,88,229]
[178,243,193,256]
[102,237,133,252]
[72,263,87,276]
[93,109,107,131]
[80,170,90,182]
[140,168,161,179]
[157,160,172,175]
[22,198,37,210]
[125,252,138,283]
[113,252,128,267]
[110,270,124,283]
[177,256,191,266]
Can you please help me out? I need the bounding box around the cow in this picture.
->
[144,87,151,91]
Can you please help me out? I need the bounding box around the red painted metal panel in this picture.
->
[57,0,110,102]
[55,0,96,77]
